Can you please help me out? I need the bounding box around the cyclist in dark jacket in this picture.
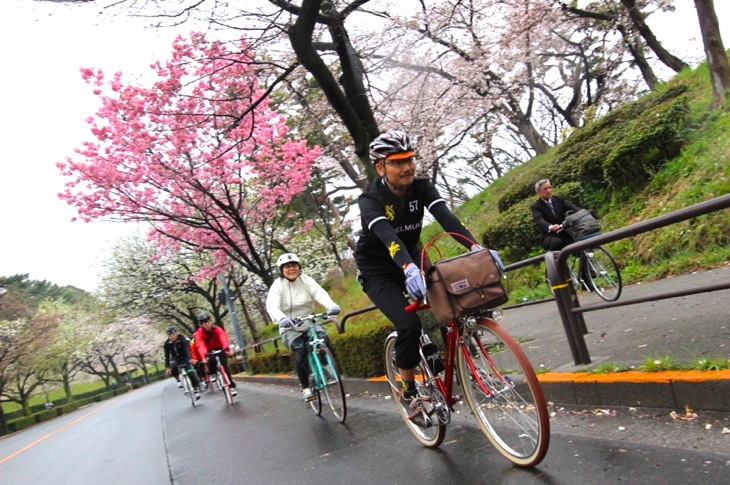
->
[355,130,503,402]
[531,179,580,251]
[163,327,201,399]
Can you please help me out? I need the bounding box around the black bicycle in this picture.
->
[176,364,199,408]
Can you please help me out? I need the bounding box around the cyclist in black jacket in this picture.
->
[355,130,503,402]
[163,327,201,400]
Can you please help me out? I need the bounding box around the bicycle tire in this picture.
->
[308,386,322,415]
[457,319,550,467]
[383,332,446,448]
[222,372,234,405]
[181,372,196,408]
[584,246,622,302]
[306,360,322,416]
[319,346,346,423]
[218,370,233,406]
[567,252,582,292]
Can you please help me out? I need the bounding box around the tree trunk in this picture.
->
[288,0,380,182]
[620,0,689,73]
[231,277,261,344]
[694,0,730,108]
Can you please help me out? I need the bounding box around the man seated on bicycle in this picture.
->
[193,312,238,397]
[354,130,503,403]
[163,326,201,400]
[265,252,341,402]
[530,179,581,251]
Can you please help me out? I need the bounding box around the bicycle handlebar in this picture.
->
[292,312,337,325]
[405,299,431,313]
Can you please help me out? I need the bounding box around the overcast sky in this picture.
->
[0,0,727,292]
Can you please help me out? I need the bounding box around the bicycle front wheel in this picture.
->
[308,387,322,415]
[181,372,196,408]
[584,247,622,301]
[457,319,550,467]
[384,332,446,448]
[218,371,233,406]
[319,346,347,423]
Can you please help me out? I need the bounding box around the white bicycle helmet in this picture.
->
[276,253,300,271]
[369,130,415,163]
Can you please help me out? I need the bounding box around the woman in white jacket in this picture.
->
[266,253,341,401]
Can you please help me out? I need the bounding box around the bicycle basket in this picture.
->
[424,233,508,326]
[562,209,601,241]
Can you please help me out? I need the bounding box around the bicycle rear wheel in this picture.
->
[584,246,622,301]
[319,346,346,423]
[384,332,446,448]
[457,319,550,467]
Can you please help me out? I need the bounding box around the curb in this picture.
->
[536,369,730,412]
[234,369,730,413]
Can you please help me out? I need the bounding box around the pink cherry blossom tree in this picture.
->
[58,33,321,286]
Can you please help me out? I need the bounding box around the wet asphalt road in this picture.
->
[1,379,728,485]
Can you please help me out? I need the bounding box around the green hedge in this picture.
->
[4,385,134,435]
[496,84,690,218]
[554,84,689,195]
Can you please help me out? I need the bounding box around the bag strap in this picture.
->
[420,232,478,269]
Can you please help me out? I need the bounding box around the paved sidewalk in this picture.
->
[237,266,730,412]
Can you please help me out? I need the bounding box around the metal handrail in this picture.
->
[545,193,730,365]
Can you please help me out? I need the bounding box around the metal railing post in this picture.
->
[545,251,592,365]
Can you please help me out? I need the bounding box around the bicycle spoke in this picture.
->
[457,319,550,467]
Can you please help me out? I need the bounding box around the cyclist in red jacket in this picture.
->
[193,312,238,396]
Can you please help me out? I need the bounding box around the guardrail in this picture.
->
[544,193,730,365]
[238,194,729,369]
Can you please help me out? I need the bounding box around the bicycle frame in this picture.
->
[307,330,328,390]
[404,302,502,405]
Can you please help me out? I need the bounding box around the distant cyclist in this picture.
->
[193,312,238,397]
[265,252,341,402]
[163,326,201,400]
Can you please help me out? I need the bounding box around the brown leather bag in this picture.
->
[424,233,508,326]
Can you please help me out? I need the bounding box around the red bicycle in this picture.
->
[208,350,234,406]
[383,303,550,467]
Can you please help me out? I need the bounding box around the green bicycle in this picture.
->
[291,312,347,423]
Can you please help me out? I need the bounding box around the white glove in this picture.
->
[403,263,427,300]
[471,244,506,273]
[278,317,293,329]
[327,305,341,316]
